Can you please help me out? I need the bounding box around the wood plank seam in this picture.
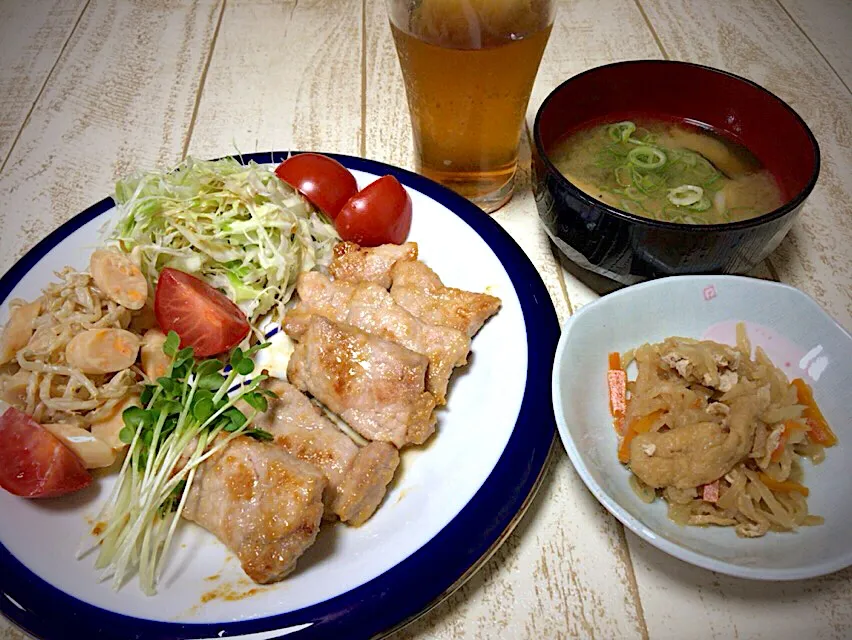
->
[615,526,651,640]
[181,0,227,160]
[632,0,670,60]
[775,0,852,97]
[762,261,780,283]
[0,0,91,176]
[550,243,575,318]
[765,256,782,282]
[360,0,368,157]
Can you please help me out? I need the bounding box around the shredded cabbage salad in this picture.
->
[110,156,339,332]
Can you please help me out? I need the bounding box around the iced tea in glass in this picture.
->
[388,0,554,212]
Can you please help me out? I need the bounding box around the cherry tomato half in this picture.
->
[0,407,91,498]
[154,268,250,357]
[275,153,358,219]
[335,175,412,246]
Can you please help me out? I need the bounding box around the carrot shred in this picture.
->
[783,420,808,435]
[770,420,806,462]
[617,410,664,463]
[608,351,622,371]
[771,425,790,463]
[617,428,636,464]
[770,432,788,462]
[702,481,720,503]
[607,370,627,413]
[758,472,809,496]
[807,419,837,447]
[631,409,664,434]
[792,378,837,446]
[607,369,627,433]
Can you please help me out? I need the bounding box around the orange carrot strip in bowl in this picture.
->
[770,425,790,463]
[608,351,621,371]
[792,379,837,446]
[784,420,809,435]
[807,420,836,448]
[631,409,664,434]
[758,472,810,496]
[607,352,627,434]
[769,431,788,463]
[617,428,637,464]
[617,410,664,464]
[607,370,627,415]
[770,420,807,462]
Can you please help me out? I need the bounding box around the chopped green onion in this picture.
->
[620,199,645,215]
[624,186,646,201]
[586,122,733,223]
[614,165,632,187]
[689,196,712,212]
[679,151,698,167]
[608,121,636,143]
[627,146,667,171]
[632,169,665,195]
[703,172,722,187]
[667,185,704,207]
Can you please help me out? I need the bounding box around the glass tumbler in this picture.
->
[387,0,555,212]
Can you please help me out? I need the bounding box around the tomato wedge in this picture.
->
[0,407,91,498]
[336,175,412,246]
[154,268,250,357]
[275,153,358,219]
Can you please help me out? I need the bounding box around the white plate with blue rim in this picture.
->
[0,152,559,639]
[552,275,852,580]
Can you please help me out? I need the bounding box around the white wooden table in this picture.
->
[1,1,850,638]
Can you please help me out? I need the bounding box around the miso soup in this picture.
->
[550,119,784,224]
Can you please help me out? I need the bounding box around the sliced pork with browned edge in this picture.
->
[182,436,326,584]
[251,379,400,526]
[328,241,418,289]
[286,315,437,447]
[390,260,501,338]
[284,271,469,405]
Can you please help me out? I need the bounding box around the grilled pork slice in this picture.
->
[390,260,501,338]
[182,436,326,584]
[252,379,400,525]
[284,272,469,405]
[328,241,418,289]
[287,316,437,447]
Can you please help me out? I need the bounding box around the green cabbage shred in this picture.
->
[110,156,339,333]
